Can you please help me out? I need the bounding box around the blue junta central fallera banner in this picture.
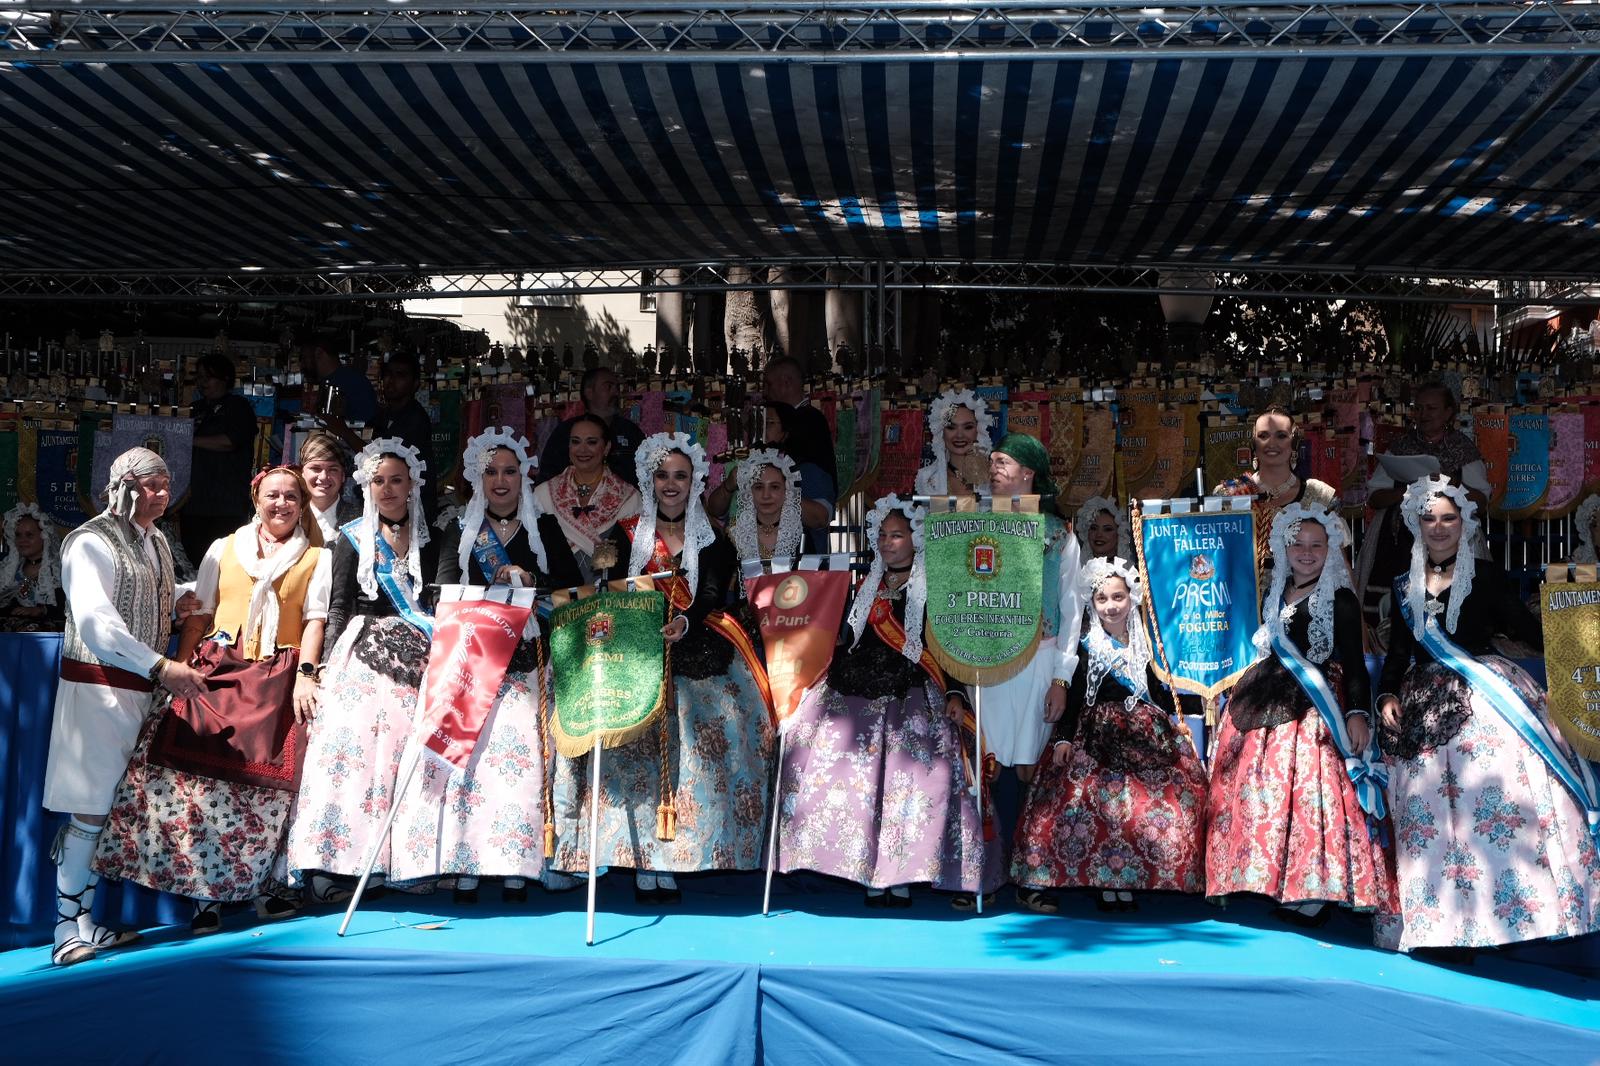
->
[1137,506,1261,699]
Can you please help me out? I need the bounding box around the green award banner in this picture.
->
[550,588,668,757]
[924,502,1046,685]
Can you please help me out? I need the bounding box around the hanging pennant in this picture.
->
[1544,407,1586,520]
[1064,405,1115,511]
[1473,404,1510,513]
[1499,408,1550,519]
[750,569,853,730]
[1047,397,1084,492]
[549,588,669,757]
[1115,385,1162,494]
[877,406,924,497]
[1201,415,1253,492]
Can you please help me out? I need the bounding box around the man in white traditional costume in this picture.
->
[41,447,205,966]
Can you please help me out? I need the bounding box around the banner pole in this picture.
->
[338,745,421,937]
[762,729,786,916]
[974,676,984,917]
[585,730,602,946]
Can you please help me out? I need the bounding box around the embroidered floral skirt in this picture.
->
[550,656,774,874]
[1012,699,1207,893]
[775,679,1001,893]
[93,724,294,902]
[1205,680,1396,910]
[388,656,555,882]
[286,617,426,882]
[1373,656,1600,952]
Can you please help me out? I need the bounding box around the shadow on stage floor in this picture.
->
[4,871,1597,1064]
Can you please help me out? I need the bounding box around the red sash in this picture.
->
[60,658,154,693]
[706,610,775,728]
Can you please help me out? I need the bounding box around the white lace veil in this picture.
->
[630,432,715,599]
[352,437,430,599]
[1255,503,1349,664]
[457,427,547,580]
[1078,556,1151,706]
[0,502,59,605]
[729,448,804,591]
[1401,475,1478,638]
[916,388,994,496]
[845,494,926,663]
[1074,496,1133,560]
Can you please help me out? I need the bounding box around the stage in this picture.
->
[3,873,1597,1065]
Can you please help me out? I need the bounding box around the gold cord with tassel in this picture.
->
[533,630,556,859]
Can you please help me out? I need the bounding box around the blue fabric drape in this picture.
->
[0,634,188,949]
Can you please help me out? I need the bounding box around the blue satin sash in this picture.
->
[1270,626,1388,819]
[470,521,514,585]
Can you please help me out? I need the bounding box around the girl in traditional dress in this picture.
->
[0,502,64,631]
[1214,406,1338,587]
[1374,477,1600,957]
[550,432,773,903]
[753,402,836,552]
[914,388,993,499]
[287,438,438,901]
[1075,496,1132,563]
[726,447,806,574]
[1012,557,1207,913]
[95,467,330,933]
[532,412,641,585]
[300,430,359,546]
[776,495,999,908]
[1205,504,1395,927]
[388,428,582,904]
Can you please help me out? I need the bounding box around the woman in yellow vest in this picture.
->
[94,466,330,934]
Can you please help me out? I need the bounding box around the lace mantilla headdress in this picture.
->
[1575,493,1600,564]
[917,388,994,496]
[631,432,715,598]
[1256,503,1349,663]
[1,502,59,605]
[846,494,927,663]
[352,437,430,599]
[457,427,547,581]
[729,448,804,587]
[1401,475,1477,638]
[1078,556,1151,706]
[1075,496,1133,560]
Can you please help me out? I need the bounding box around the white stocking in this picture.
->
[50,819,98,958]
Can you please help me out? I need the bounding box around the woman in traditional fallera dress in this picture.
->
[286,438,438,900]
[914,388,993,499]
[0,502,65,632]
[776,495,1000,908]
[1214,406,1338,588]
[95,467,330,933]
[1011,557,1207,913]
[1374,477,1600,957]
[389,428,582,903]
[1075,496,1132,564]
[1205,504,1396,927]
[550,432,773,903]
[532,412,641,586]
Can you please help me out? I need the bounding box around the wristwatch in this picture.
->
[298,662,322,681]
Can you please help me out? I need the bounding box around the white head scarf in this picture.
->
[233,487,311,658]
[845,495,927,663]
[1401,475,1478,638]
[1255,503,1349,664]
[457,427,547,582]
[1078,556,1151,706]
[917,388,994,496]
[105,446,170,520]
[730,448,804,583]
[1575,493,1600,564]
[352,437,429,600]
[1,503,59,605]
[1075,496,1133,561]
[630,432,715,599]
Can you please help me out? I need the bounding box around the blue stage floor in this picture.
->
[5,874,1598,1064]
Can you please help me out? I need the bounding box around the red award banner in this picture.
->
[420,598,531,769]
[1473,404,1510,511]
[752,569,852,728]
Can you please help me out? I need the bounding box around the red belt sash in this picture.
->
[60,658,155,693]
[705,610,775,728]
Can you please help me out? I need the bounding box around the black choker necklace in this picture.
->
[1292,576,1319,590]
[380,512,409,533]
[488,508,518,524]
[656,509,686,524]
[886,563,913,574]
[1429,553,1457,574]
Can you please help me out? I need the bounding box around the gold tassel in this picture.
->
[665,802,677,840]
[543,821,555,860]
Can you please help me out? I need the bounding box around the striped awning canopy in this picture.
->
[6,41,1600,278]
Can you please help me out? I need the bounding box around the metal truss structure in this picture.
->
[5,262,1598,306]
[7,2,1600,64]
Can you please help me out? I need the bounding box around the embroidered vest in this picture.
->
[60,512,175,668]
[210,535,322,657]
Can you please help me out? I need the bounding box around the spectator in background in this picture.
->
[762,356,838,494]
[183,353,258,564]
[537,366,644,486]
[371,352,436,514]
[302,344,377,426]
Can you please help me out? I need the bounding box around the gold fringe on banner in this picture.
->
[1540,562,1600,763]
